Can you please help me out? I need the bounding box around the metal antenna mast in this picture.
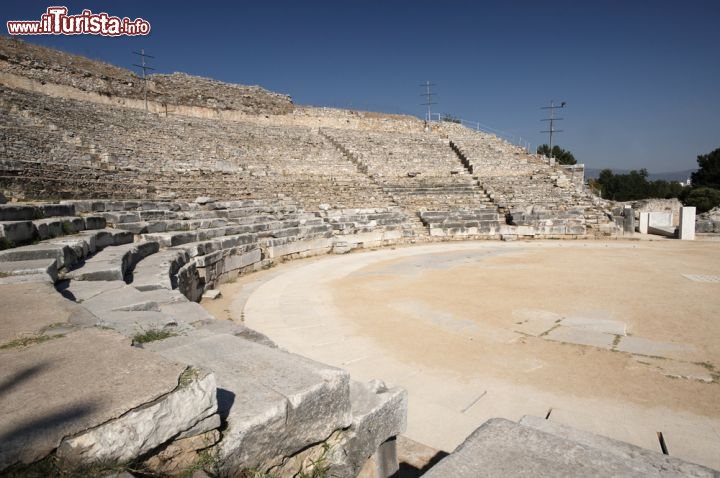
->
[540,100,565,157]
[420,81,437,126]
[133,49,155,112]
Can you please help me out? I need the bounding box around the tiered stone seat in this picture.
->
[437,123,616,237]
[0,86,394,211]
[0,196,407,475]
[0,203,106,248]
[322,128,492,211]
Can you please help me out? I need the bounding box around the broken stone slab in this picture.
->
[544,326,616,349]
[0,258,58,282]
[519,415,717,477]
[202,289,222,300]
[65,241,159,282]
[159,301,215,325]
[144,332,352,471]
[327,380,407,477]
[423,418,714,478]
[77,284,188,316]
[57,368,218,466]
[615,336,696,360]
[0,328,214,471]
[132,249,190,291]
[95,310,191,338]
[560,316,627,336]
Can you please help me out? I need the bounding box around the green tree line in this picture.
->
[590,147,720,213]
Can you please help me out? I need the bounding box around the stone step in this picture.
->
[0,258,58,283]
[0,328,217,471]
[0,229,132,270]
[423,418,717,478]
[61,280,201,337]
[0,203,75,221]
[65,241,160,282]
[0,216,107,248]
[131,249,190,292]
[115,218,229,234]
[144,330,352,471]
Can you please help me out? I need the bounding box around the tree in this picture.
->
[691,147,720,189]
[683,187,720,213]
[536,144,577,165]
[594,168,684,201]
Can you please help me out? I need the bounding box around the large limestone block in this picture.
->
[0,221,35,245]
[423,418,717,477]
[57,369,217,464]
[329,380,407,477]
[145,332,352,471]
[519,416,717,477]
[0,329,214,470]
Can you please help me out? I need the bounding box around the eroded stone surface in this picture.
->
[145,331,352,471]
[0,328,190,469]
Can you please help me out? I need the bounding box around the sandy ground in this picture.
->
[202,240,720,470]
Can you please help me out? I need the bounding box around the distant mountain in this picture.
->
[585,168,695,182]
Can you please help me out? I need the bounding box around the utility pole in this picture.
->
[420,81,437,127]
[133,49,155,113]
[540,100,565,158]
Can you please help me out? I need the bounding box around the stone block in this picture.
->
[519,416,717,477]
[638,212,649,234]
[648,212,672,228]
[34,218,65,240]
[679,206,696,240]
[423,418,716,478]
[57,369,217,465]
[39,204,75,218]
[83,216,107,230]
[145,332,352,471]
[0,328,212,470]
[0,221,35,245]
[328,380,407,477]
[0,205,37,221]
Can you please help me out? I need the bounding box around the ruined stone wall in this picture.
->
[0,36,292,115]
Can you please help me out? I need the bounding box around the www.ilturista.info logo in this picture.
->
[7,7,151,36]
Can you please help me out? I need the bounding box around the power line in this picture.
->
[540,100,565,157]
[132,49,155,113]
[420,81,437,126]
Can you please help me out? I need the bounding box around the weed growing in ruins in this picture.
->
[0,237,13,250]
[0,334,59,350]
[178,366,199,388]
[131,327,176,345]
[61,220,74,235]
[0,454,150,478]
[182,448,222,478]
[296,442,331,478]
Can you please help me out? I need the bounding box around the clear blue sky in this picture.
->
[3,1,719,173]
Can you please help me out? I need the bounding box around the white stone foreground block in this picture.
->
[57,369,218,464]
[638,212,649,234]
[679,207,696,240]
